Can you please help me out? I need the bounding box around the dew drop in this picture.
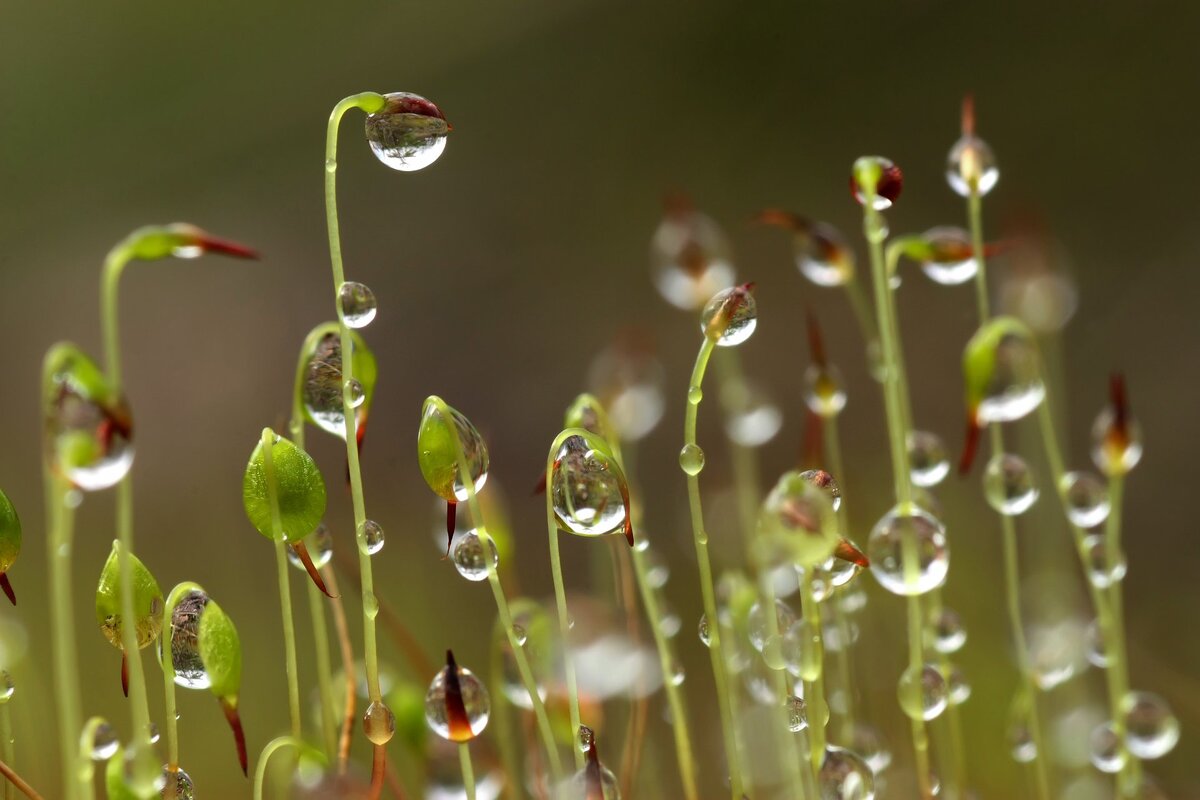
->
[785,694,808,732]
[363,700,396,746]
[850,723,891,775]
[761,633,787,671]
[511,624,527,647]
[425,660,491,742]
[1088,721,1126,773]
[657,602,682,639]
[569,759,622,799]
[45,349,135,492]
[973,324,1045,424]
[1083,534,1127,589]
[678,444,705,476]
[667,661,686,687]
[804,364,848,418]
[287,523,333,572]
[0,671,12,703]
[1009,721,1037,763]
[947,664,971,707]
[747,599,796,654]
[358,520,385,555]
[577,725,595,754]
[1122,691,1179,760]
[759,471,841,567]
[587,343,666,442]
[927,607,966,654]
[451,529,498,582]
[345,379,365,409]
[700,284,757,347]
[897,663,948,721]
[798,469,842,512]
[816,745,876,800]
[983,453,1039,515]
[947,135,999,197]
[147,722,160,744]
[697,614,712,648]
[1061,471,1111,528]
[687,386,703,405]
[851,155,903,210]
[90,722,119,761]
[795,222,855,287]
[301,332,366,440]
[1085,619,1109,669]
[867,505,949,597]
[723,380,782,447]
[650,203,736,311]
[165,589,211,690]
[160,766,194,800]
[364,92,450,172]
[418,398,489,503]
[907,430,949,488]
[337,281,377,329]
[550,433,630,537]
[1092,402,1144,475]
[642,548,669,589]
[919,226,978,286]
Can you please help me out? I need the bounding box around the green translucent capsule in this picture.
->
[549,428,633,546]
[0,488,20,605]
[96,542,163,653]
[296,323,378,443]
[115,223,258,262]
[418,396,489,504]
[757,470,840,567]
[242,431,327,542]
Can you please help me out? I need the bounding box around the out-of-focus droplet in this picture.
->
[1010,721,1037,763]
[898,663,948,721]
[723,380,782,447]
[364,92,450,172]
[1092,377,1144,475]
[983,453,1039,515]
[550,432,630,539]
[337,281,377,329]
[850,723,891,776]
[919,226,978,286]
[451,529,498,582]
[425,654,490,742]
[667,661,686,687]
[816,745,876,800]
[796,221,855,287]
[1083,534,1126,589]
[650,201,736,311]
[700,284,757,347]
[577,725,595,754]
[91,721,120,761]
[867,505,949,597]
[747,599,795,654]
[679,443,705,476]
[804,364,848,418]
[851,156,904,210]
[160,766,194,800]
[587,338,666,441]
[1122,691,1179,760]
[300,330,375,441]
[1085,619,1109,669]
[358,520,385,556]
[964,318,1045,427]
[798,470,842,512]
[785,694,808,732]
[1088,721,1126,774]
[511,624,527,646]
[0,670,12,703]
[363,699,396,746]
[947,664,971,706]
[907,430,949,488]
[697,614,712,648]
[947,135,999,198]
[1060,472,1111,528]
[287,523,333,572]
[758,471,840,567]
[927,607,966,654]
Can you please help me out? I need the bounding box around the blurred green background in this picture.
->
[2,1,1198,797]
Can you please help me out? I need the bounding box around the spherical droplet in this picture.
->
[850,723,891,775]
[364,92,450,172]
[804,364,848,418]
[587,343,666,442]
[358,520,385,555]
[867,505,949,596]
[577,725,595,754]
[570,760,622,799]
[798,469,842,512]
[795,222,855,287]
[1122,691,1179,760]
[723,380,782,447]
[983,453,1039,516]
[650,203,736,311]
[747,599,796,654]
[759,471,840,567]
[425,661,491,742]
[907,430,950,488]
[817,745,876,800]
[785,694,808,732]
[550,433,630,537]
[337,281,378,329]
[165,589,211,690]
[1092,403,1144,475]
[679,443,705,476]
[160,767,195,800]
[919,226,978,286]
[287,523,333,572]
[90,722,119,761]
[972,324,1045,424]
[946,664,971,706]
[450,528,498,582]
[927,607,966,654]
[1060,471,1111,528]
[898,663,948,721]
[1083,534,1127,589]
[1088,721,1126,774]
[947,134,999,197]
[851,155,904,210]
[363,699,396,746]
[45,349,135,492]
[345,379,366,409]
[700,284,757,347]
[418,398,490,503]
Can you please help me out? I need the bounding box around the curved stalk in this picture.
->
[682,337,745,798]
[252,736,301,800]
[821,416,858,743]
[261,428,303,739]
[1103,476,1143,796]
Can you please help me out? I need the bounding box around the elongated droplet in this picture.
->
[338,281,378,329]
[358,520,385,555]
[679,443,705,476]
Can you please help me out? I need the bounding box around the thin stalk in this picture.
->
[682,337,745,798]
[253,736,300,800]
[0,703,12,800]
[611,542,648,797]
[441,401,563,782]
[757,571,805,798]
[46,471,81,800]
[488,627,521,798]
[458,744,477,800]
[324,91,389,711]
[864,195,932,798]
[712,349,763,561]
[967,179,1051,800]
[323,566,357,775]
[800,570,829,778]
[161,591,180,771]
[0,758,41,800]
[821,416,857,742]
[1104,475,1142,796]
[844,276,882,379]
[261,428,303,739]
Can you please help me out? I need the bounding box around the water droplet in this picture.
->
[795,222,855,287]
[0,671,12,703]
[687,385,703,405]
[358,520,385,555]
[785,694,808,732]
[160,766,194,799]
[1088,721,1126,773]
[898,663,948,721]
[577,725,595,753]
[147,722,160,744]
[1122,691,1179,760]
[761,633,787,671]
[947,664,971,706]
[450,528,498,582]
[418,398,489,503]
[805,563,834,604]
[90,722,119,760]
[723,380,782,447]
[643,549,669,589]
[1092,403,1144,476]
[678,443,705,476]
[798,469,842,512]
[1083,534,1126,589]
[500,605,549,710]
[1028,618,1087,690]
[867,505,949,596]
[1009,721,1037,763]
[363,699,396,746]
[1086,619,1109,668]
[667,661,686,686]
[700,284,757,347]
[650,202,736,311]
[657,602,682,639]
[1060,471,1111,528]
[947,134,999,197]
[570,759,622,799]
[850,723,891,775]
[165,589,211,690]
[45,347,135,492]
[759,471,841,567]
[364,92,450,172]
[425,659,490,742]
[287,523,333,572]
[919,226,978,286]
[747,599,796,653]
[851,155,904,210]
[970,321,1045,424]
[927,607,966,654]
[337,281,377,329]
[345,379,365,409]
[697,614,712,648]
[511,624,527,646]
[983,453,1039,515]
[907,430,949,488]
[587,342,666,441]
[550,433,630,537]
[301,331,369,440]
[804,364,848,418]
[817,745,876,799]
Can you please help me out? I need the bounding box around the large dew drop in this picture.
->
[866,505,948,597]
[816,745,876,800]
[1122,691,1179,760]
[167,589,211,690]
[897,663,948,721]
[1060,471,1111,528]
[286,523,333,572]
[983,453,1039,515]
[700,284,757,347]
[301,331,373,441]
[451,529,498,582]
[425,653,490,742]
[363,700,396,746]
[966,318,1045,425]
[550,433,630,539]
[337,281,377,329]
[758,471,840,567]
[418,398,490,504]
[358,520,385,556]
[919,226,978,286]
[364,92,450,172]
[649,201,736,311]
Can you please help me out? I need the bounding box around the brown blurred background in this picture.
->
[2,1,1199,797]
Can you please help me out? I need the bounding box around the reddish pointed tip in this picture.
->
[624,520,635,548]
[121,650,130,698]
[740,281,757,294]
[196,235,260,260]
[292,541,338,598]
[0,573,15,606]
[1110,372,1129,427]
[962,93,976,137]
[445,502,457,558]
[833,538,870,569]
[532,471,547,495]
[753,209,807,231]
[220,698,249,776]
[801,408,823,470]
[958,414,983,475]
[806,309,828,367]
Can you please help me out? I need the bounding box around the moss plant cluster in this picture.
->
[0,89,1174,800]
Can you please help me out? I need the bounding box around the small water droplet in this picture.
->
[723,380,782,447]
[160,766,195,799]
[679,443,705,476]
[947,664,971,706]
[983,453,1039,515]
[804,364,848,418]
[795,222,855,287]
[700,284,757,347]
[90,722,119,761]
[511,624,527,646]
[425,659,490,742]
[1088,721,1126,773]
[650,203,736,311]
[1009,721,1037,763]
[667,660,686,686]
[577,724,595,754]
[1086,619,1110,668]
[907,430,949,488]
[817,745,876,799]
[898,663,948,721]
[785,694,808,732]
[364,591,379,619]
[1083,534,1127,589]
[927,607,966,654]
[324,158,337,173]
[0,671,13,703]
[363,699,396,746]
[851,155,903,210]
[643,549,669,589]
[345,379,366,409]
[451,528,498,582]
[338,281,378,329]
[947,135,999,197]
[919,226,979,286]
[147,722,160,744]
[971,323,1045,424]
[747,599,796,654]
[358,520,385,555]
[697,614,712,648]
[364,92,449,172]
[1122,691,1179,760]
[1061,471,1111,528]
[1092,401,1144,475]
[867,505,949,597]
[687,385,703,405]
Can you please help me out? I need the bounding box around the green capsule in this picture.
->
[757,470,840,567]
[0,489,20,605]
[242,431,327,542]
[418,396,489,504]
[96,541,163,653]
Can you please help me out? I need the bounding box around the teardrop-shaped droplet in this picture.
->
[577,724,595,754]
[364,92,450,172]
[867,505,949,597]
[687,385,703,405]
[758,471,840,567]
[983,453,1039,515]
[785,694,808,732]
[851,156,903,210]
[946,663,971,706]
[166,589,212,690]
[650,200,736,311]
[425,654,491,742]
[700,284,757,347]
[816,745,876,799]
[300,330,375,441]
[1061,471,1111,528]
[678,443,705,476]
[160,766,195,800]
[345,379,365,409]
[417,397,490,503]
[550,432,630,538]
[358,520,385,556]
[337,281,377,329]
[1088,721,1126,774]
[804,364,848,418]
[947,135,999,197]
[363,699,396,746]
[90,721,120,761]
[907,430,949,488]
[1083,533,1127,589]
[451,529,498,582]
[1122,691,1179,760]
[927,606,966,654]
[287,523,333,572]
[697,613,712,648]
[96,542,164,652]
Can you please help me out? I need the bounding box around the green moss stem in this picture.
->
[261,428,303,739]
[160,589,182,771]
[459,743,477,800]
[800,570,829,779]
[252,736,300,800]
[1104,475,1142,796]
[821,417,857,743]
[682,337,745,798]
[324,91,388,709]
[45,469,81,800]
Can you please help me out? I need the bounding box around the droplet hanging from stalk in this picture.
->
[43,343,135,492]
[755,210,855,287]
[549,429,634,546]
[866,505,949,597]
[700,283,758,347]
[1092,373,1143,476]
[650,195,737,311]
[946,93,999,198]
[95,541,163,697]
[850,156,904,210]
[573,736,622,799]
[0,489,20,605]
[757,470,840,567]
[364,92,451,172]
[983,453,1039,516]
[803,313,848,419]
[816,745,876,799]
[586,332,667,442]
[337,281,378,329]
[297,323,378,447]
[424,650,490,742]
[417,396,490,555]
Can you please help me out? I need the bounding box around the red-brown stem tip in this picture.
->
[368,743,387,800]
[219,697,248,776]
[753,209,809,231]
[195,234,260,260]
[806,309,828,367]
[444,650,473,742]
[962,92,976,137]
[291,541,337,598]
[120,649,129,697]
[958,413,983,475]
[585,740,604,799]
[445,502,457,558]
[0,573,15,606]
[833,538,870,569]
[532,470,547,495]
